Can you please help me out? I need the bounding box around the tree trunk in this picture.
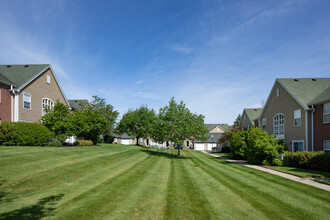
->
[177,143,181,158]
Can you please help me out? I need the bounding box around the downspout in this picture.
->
[311,105,315,152]
[305,110,308,151]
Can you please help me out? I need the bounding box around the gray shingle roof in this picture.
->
[0,64,49,88]
[309,86,330,105]
[205,124,230,132]
[278,78,330,108]
[68,99,89,111]
[194,133,222,143]
[244,108,263,122]
[114,132,135,139]
[0,72,15,85]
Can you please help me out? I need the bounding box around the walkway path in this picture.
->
[202,151,330,192]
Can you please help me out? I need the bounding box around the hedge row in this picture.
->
[283,151,330,172]
[0,122,51,146]
[74,140,93,146]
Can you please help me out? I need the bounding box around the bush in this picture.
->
[227,127,285,164]
[283,151,330,172]
[0,122,51,146]
[103,135,114,143]
[73,140,93,146]
[272,158,283,166]
[221,146,231,153]
[45,140,62,147]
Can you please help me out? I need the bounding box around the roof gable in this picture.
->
[69,99,89,111]
[278,78,330,108]
[0,65,49,88]
[244,108,263,123]
[205,123,229,132]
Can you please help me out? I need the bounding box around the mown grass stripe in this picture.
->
[164,151,213,219]
[187,151,324,219]
[196,151,330,206]
[56,153,157,219]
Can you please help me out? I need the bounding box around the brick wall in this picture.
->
[313,103,330,151]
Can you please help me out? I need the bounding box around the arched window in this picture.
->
[42,98,54,116]
[273,114,284,134]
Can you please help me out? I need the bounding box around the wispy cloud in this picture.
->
[169,45,193,54]
[136,80,143,84]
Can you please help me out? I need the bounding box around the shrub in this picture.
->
[227,127,285,164]
[0,122,51,146]
[283,151,330,172]
[272,158,283,166]
[73,140,93,146]
[103,134,114,143]
[45,140,62,147]
[221,146,231,153]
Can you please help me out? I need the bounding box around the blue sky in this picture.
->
[1,0,330,124]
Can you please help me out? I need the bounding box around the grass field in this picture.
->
[265,166,330,185]
[1,144,330,219]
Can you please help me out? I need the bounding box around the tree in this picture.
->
[157,97,208,158]
[72,108,106,144]
[89,96,119,136]
[233,114,241,128]
[41,101,74,142]
[115,105,156,144]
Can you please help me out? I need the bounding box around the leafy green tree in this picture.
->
[89,96,119,136]
[157,97,208,158]
[233,114,241,128]
[41,101,74,142]
[115,105,156,144]
[72,108,106,144]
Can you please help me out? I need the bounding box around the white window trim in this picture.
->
[276,88,279,97]
[294,109,301,127]
[323,103,330,124]
[47,75,50,84]
[42,98,54,116]
[292,140,305,152]
[273,113,285,135]
[23,92,31,110]
[324,140,330,152]
[262,118,267,131]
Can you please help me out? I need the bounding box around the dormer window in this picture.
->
[42,98,54,116]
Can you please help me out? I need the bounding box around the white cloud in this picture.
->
[136,80,143,84]
[169,45,193,54]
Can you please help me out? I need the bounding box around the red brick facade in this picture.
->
[313,104,330,151]
[0,85,12,122]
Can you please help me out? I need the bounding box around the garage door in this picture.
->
[195,143,205,151]
[122,139,130,145]
[207,143,216,151]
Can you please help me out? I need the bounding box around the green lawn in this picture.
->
[265,166,330,185]
[0,145,330,219]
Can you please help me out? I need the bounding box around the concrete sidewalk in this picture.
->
[202,151,330,192]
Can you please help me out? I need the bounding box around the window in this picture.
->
[42,98,54,116]
[324,140,330,152]
[276,88,279,97]
[293,140,304,152]
[262,118,267,131]
[294,109,301,126]
[0,89,1,103]
[47,75,50,84]
[244,114,246,121]
[324,103,330,123]
[23,93,31,109]
[273,114,284,134]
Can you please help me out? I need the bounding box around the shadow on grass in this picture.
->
[142,149,188,159]
[0,194,64,220]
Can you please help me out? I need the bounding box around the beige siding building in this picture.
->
[240,108,262,129]
[259,78,330,152]
[0,65,69,123]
